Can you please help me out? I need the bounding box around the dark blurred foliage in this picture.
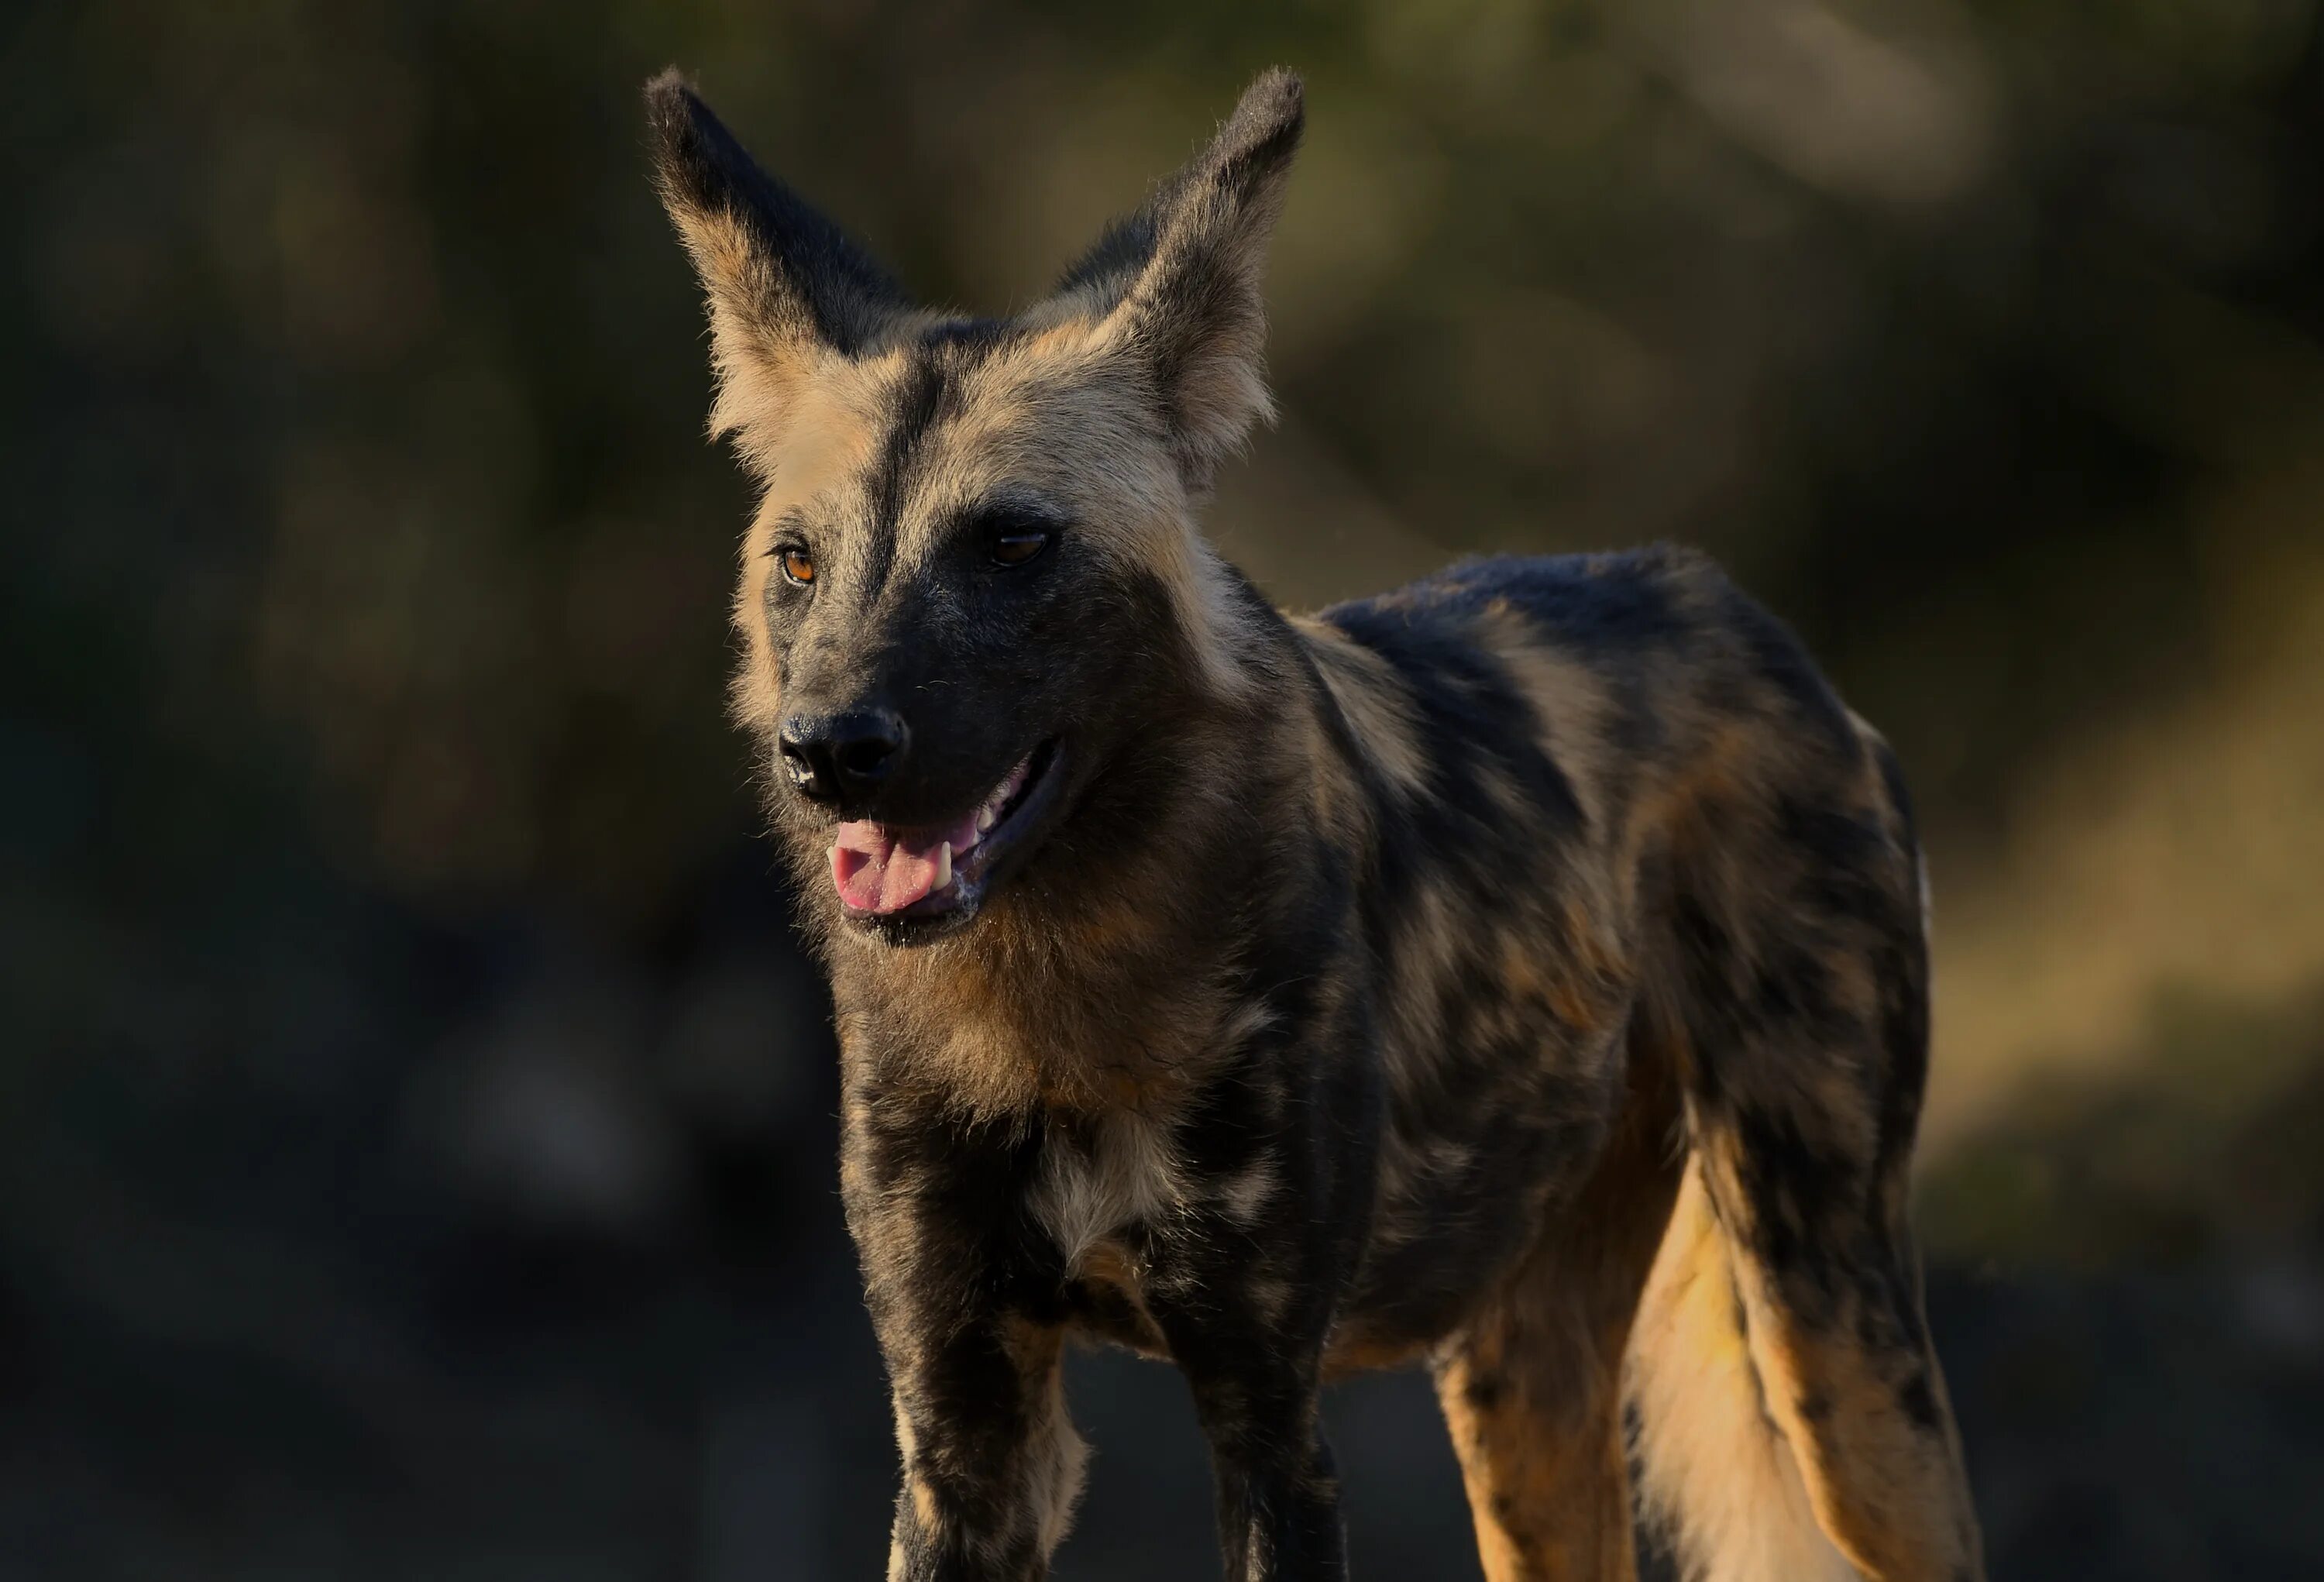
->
[6,1,2324,1576]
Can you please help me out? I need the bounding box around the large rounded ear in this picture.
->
[645,70,911,469]
[1056,70,1305,491]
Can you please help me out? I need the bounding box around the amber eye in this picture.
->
[989,530,1050,567]
[779,548,816,586]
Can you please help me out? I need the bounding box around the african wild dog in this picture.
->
[647,65,1982,1582]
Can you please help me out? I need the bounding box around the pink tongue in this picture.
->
[830,812,983,914]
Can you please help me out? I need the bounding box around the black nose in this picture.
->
[779,710,908,801]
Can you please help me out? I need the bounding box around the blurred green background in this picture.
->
[7,0,2324,1576]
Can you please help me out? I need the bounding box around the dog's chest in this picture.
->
[1028,1112,1195,1357]
[1027,1110,1187,1271]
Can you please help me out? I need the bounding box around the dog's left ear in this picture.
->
[1060,70,1305,490]
[645,70,911,465]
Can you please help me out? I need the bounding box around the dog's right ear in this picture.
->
[645,70,910,462]
[1054,70,1305,492]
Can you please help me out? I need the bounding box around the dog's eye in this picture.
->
[779,548,816,586]
[988,528,1050,568]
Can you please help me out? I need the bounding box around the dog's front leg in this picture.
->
[1135,1015,1374,1580]
[847,1118,1083,1581]
[1156,1294,1345,1581]
[874,1303,1081,1582]
[1201,1374,1345,1582]
[1142,1210,1351,1582]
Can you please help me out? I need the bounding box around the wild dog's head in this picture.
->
[648,68,1303,945]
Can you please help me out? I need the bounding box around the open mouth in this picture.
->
[827,738,1064,940]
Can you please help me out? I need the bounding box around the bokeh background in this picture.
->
[9,0,2324,1576]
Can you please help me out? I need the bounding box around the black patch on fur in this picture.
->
[1321,586,1587,913]
[851,356,949,600]
[1874,940,1934,1180]
[1897,1368,1944,1432]
[1710,576,1858,753]
[1464,1370,1509,1412]
[1872,738,1920,844]
[918,315,1016,350]
[1733,1105,1861,1298]
[1436,549,1694,655]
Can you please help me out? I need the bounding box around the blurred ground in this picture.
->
[6,0,2324,1577]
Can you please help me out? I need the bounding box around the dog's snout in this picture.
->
[779,710,909,801]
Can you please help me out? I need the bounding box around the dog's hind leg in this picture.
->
[1432,1061,1684,1582]
[1635,779,1982,1582]
[1644,1068,1980,1582]
[1714,1180,1975,1581]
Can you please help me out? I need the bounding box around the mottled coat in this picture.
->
[648,65,1982,1582]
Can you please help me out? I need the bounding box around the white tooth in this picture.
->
[933,841,952,889]
[977,806,995,832]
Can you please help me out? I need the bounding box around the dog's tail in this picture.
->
[1624,1163,1858,1582]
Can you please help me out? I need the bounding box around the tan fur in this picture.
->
[1006,1318,1090,1563]
[1628,1168,1858,1582]
[1475,604,1625,839]
[1029,1107,1190,1271]
[1434,1057,1683,1582]
[726,362,887,740]
[1292,615,1437,800]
